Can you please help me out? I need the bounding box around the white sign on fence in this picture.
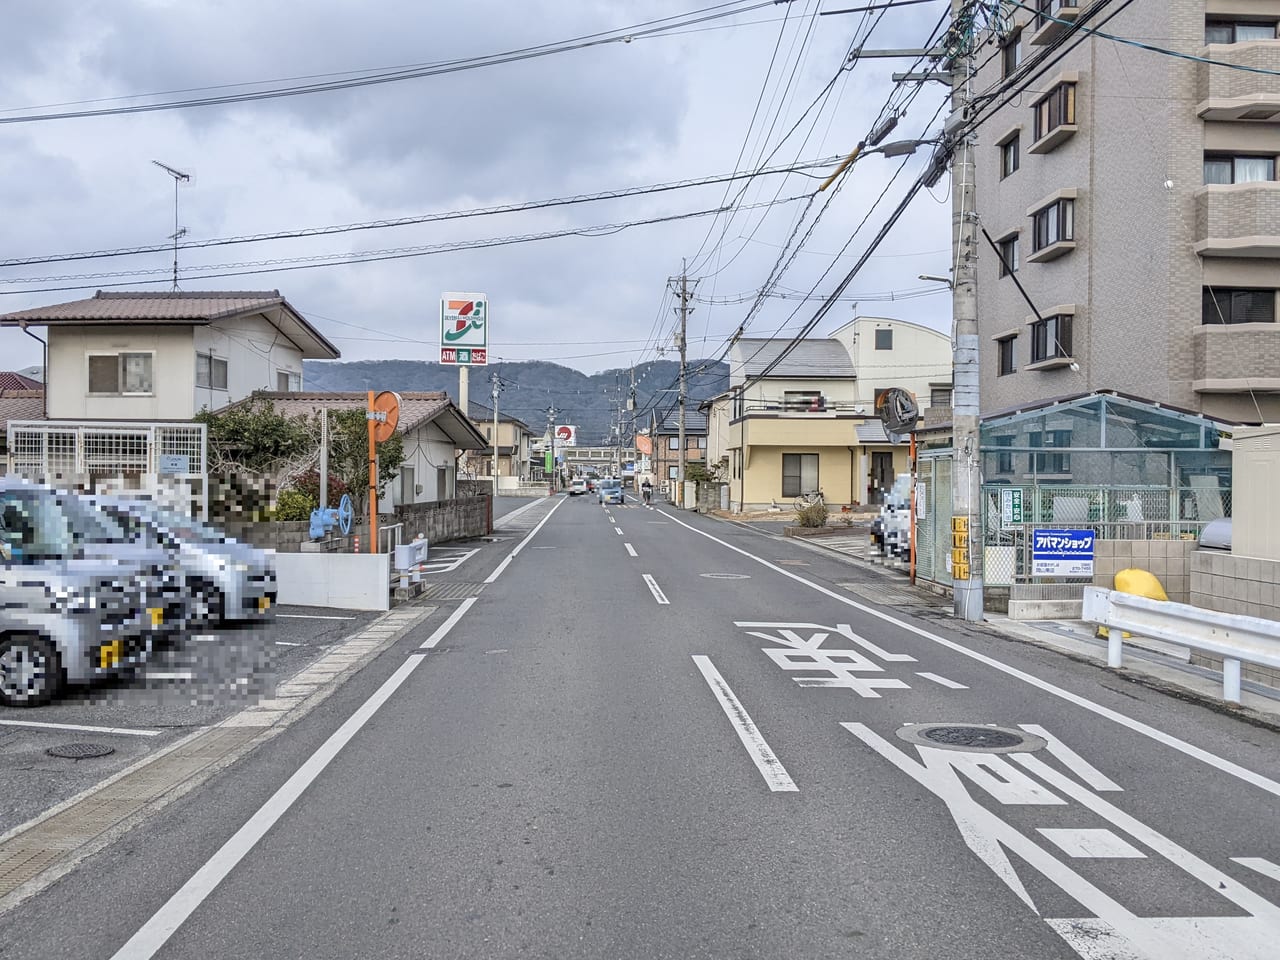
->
[915,481,927,519]
[1001,487,1024,525]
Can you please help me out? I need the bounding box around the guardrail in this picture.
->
[378,522,404,555]
[1082,586,1280,703]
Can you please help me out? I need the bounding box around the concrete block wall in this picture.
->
[1091,539,1195,602]
[394,495,490,543]
[1190,549,1280,688]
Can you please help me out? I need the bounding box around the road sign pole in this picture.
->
[367,390,378,553]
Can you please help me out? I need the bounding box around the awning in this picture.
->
[855,421,908,445]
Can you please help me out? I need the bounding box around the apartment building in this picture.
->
[976,1,1280,424]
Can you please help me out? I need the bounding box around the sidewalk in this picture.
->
[713,510,1280,725]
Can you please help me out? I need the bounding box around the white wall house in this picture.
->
[0,290,338,421]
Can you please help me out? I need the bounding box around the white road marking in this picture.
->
[642,574,669,605]
[624,543,638,558]
[275,641,303,647]
[191,635,220,643]
[419,597,478,649]
[692,655,797,792]
[1037,828,1146,859]
[1018,723,1122,792]
[276,614,355,621]
[145,671,195,682]
[916,671,969,690]
[0,719,161,737]
[484,496,565,585]
[659,508,1280,800]
[614,526,624,535]
[1233,857,1280,884]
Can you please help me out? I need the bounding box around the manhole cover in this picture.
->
[699,573,751,580]
[46,742,116,760]
[895,723,1046,754]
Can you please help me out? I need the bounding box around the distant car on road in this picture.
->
[569,478,588,497]
[598,479,624,506]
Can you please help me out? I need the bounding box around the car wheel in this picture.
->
[0,635,63,707]
[191,580,226,628]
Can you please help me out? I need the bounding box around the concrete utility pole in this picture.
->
[674,260,692,506]
[546,405,558,494]
[490,371,501,494]
[949,0,983,621]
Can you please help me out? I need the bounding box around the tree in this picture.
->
[195,399,315,478]
[325,408,404,515]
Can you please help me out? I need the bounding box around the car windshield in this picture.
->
[0,489,84,561]
[601,480,621,490]
[134,504,226,544]
[59,494,130,544]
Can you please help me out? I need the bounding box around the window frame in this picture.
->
[1032,197,1074,251]
[88,351,155,397]
[195,352,228,391]
[276,370,301,392]
[1203,153,1276,185]
[997,336,1017,377]
[1030,314,1073,363]
[1000,134,1020,179]
[1001,30,1022,78]
[1033,82,1076,142]
[667,436,679,450]
[998,233,1020,277]
[929,387,952,407]
[1202,287,1277,325]
[781,452,819,499]
[874,328,893,351]
[783,390,826,412]
[1205,19,1279,44]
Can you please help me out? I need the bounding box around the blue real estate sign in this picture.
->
[1031,528,1096,577]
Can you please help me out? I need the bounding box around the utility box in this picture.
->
[1232,425,1280,561]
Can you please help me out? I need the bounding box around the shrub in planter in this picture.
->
[795,501,829,528]
[275,488,317,522]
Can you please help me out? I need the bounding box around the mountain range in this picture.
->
[302,358,729,444]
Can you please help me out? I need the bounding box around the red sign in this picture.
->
[441,347,457,364]
[471,348,487,365]
[440,346,486,365]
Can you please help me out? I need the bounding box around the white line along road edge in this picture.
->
[692,656,797,792]
[656,508,1280,800]
[643,574,670,605]
[111,498,564,960]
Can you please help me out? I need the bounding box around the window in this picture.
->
[1032,198,1074,251]
[930,387,952,407]
[781,453,819,498]
[89,352,153,395]
[695,436,707,449]
[1030,429,1071,475]
[668,465,679,480]
[1031,314,1073,362]
[1000,135,1019,178]
[276,371,301,392]
[1205,20,1278,44]
[195,353,228,390]
[1035,0,1075,29]
[1001,31,1022,77]
[783,390,826,412]
[1202,287,1276,324]
[1203,154,1276,184]
[995,435,1014,474]
[998,234,1019,276]
[667,436,679,450]
[997,336,1017,376]
[1034,82,1075,142]
[874,328,893,350]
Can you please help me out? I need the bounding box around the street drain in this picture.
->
[46,743,115,760]
[699,573,751,580]
[895,723,1046,754]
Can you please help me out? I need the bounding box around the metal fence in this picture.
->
[915,454,953,586]
[7,420,208,519]
[979,484,1227,586]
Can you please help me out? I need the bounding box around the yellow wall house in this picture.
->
[710,318,952,512]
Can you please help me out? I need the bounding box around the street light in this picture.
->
[918,274,954,287]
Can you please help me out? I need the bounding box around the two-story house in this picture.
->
[0,290,339,421]
[650,408,708,499]
[465,402,535,488]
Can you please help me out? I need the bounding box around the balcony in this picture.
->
[1194,182,1280,258]
[1197,41,1280,121]
[1193,323,1280,393]
[1027,3,1080,46]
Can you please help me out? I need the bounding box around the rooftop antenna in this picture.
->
[151,160,191,290]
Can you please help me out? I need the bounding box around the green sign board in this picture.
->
[1001,488,1024,525]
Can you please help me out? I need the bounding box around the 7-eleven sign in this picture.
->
[441,293,488,365]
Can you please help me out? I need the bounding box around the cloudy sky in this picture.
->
[1,0,954,375]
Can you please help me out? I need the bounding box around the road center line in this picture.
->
[624,543,638,558]
[656,508,1280,800]
[485,496,566,584]
[642,574,669,605]
[692,656,797,792]
[614,526,624,535]
[0,719,161,737]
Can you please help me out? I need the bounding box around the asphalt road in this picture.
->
[2,494,1278,959]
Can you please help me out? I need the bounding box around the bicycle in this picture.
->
[794,490,825,510]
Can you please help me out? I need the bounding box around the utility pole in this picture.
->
[490,371,502,494]
[949,0,983,621]
[546,405,558,494]
[672,260,693,506]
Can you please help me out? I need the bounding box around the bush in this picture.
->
[292,470,349,507]
[275,488,317,521]
[795,501,829,528]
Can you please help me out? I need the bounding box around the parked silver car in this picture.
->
[0,483,159,706]
[100,498,277,626]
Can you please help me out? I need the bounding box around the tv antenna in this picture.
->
[151,160,191,290]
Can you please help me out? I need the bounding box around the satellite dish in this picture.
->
[877,387,919,435]
[370,391,401,443]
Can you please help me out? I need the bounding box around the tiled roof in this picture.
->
[730,338,856,379]
[228,391,486,448]
[0,290,286,323]
[0,372,42,390]
[653,408,708,435]
[0,390,44,431]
